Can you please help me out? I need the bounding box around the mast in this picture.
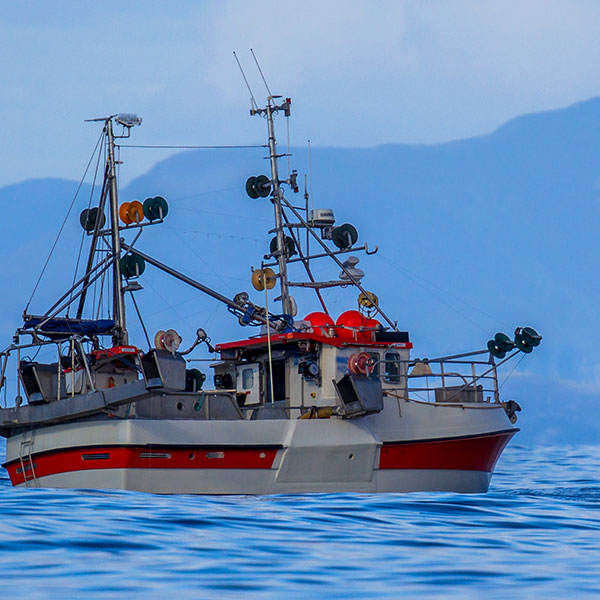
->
[106,117,128,345]
[264,99,292,316]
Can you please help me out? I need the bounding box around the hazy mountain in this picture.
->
[2,98,600,444]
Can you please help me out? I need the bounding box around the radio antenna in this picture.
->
[250,48,273,97]
[233,51,258,111]
[307,139,314,213]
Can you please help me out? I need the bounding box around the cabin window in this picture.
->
[242,368,254,389]
[384,352,401,383]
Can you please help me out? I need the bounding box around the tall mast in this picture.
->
[106,118,128,345]
[264,99,292,316]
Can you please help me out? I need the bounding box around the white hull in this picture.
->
[4,398,515,494]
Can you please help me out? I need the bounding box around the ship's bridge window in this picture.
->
[384,352,401,383]
[242,368,254,389]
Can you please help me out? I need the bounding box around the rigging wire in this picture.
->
[250,48,273,97]
[286,116,291,179]
[163,223,237,294]
[25,129,104,312]
[129,290,151,349]
[379,253,508,332]
[498,353,526,391]
[233,51,258,111]
[117,144,266,149]
[69,134,105,314]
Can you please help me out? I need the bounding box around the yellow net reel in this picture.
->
[127,201,144,223]
[251,268,277,291]
[358,290,378,317]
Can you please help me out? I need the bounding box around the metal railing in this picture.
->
[371,349,514,404]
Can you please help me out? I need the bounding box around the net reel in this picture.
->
[154,328,182,353]
[251,267,277,291]
[79,207,106,232]
[245,175,272,199]
[120,253,146,279]
[331,223,358,249]
[358,291,379,318]
[269,235,297,257]
[487,327,542,358]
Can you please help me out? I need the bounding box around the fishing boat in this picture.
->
[0,89,541,493]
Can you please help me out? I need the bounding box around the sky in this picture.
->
[1,1,600,186]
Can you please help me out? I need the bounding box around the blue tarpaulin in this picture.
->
[23,316,115,336]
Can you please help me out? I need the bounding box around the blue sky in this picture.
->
[2,1,600,185]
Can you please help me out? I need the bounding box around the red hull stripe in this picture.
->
[5,446,278,486]
[378,431,516,472]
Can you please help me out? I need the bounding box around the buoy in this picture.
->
[251,268,277,291]
[304,312,334,337]
[336,310,368,340]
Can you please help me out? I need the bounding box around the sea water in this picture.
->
[0,441,598,599]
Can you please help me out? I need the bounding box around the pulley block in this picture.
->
[80,207,106,232]
[251,267,277,291]
[120,252,146,279]
[269,235,297,257]
[245,175,272,199]
[331,223,358,249]
[142,196,169,221]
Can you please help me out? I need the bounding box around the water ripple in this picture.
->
[0,442,599,598]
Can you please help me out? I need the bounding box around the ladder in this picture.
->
[18,433,37,487]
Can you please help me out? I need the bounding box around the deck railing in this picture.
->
[371,349,514,404]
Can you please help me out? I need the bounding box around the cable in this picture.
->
[379,254,499,333]
[117,144,266,149]
[164,223,236,294]
[498,353,526,391]
[69,134,105,311]
[129,290,151,349]
[25,130,104,311]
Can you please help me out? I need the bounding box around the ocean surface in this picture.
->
[0,441,598,599]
